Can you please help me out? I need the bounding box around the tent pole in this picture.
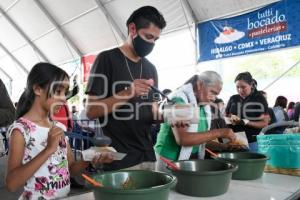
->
[180,0,198,65]
[34,0,83,57]
[263,59,300,90]
[94,0,126,42]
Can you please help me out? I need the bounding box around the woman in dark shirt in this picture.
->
[225,72,269,152]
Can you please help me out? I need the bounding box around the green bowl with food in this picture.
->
[171,159,237,197]
[217,152,268,180]
[89,170,176,200]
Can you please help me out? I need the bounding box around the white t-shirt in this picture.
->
[7,118,70,200]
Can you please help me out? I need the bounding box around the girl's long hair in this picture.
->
[16,63,69,118]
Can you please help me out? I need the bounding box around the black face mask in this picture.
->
[132,34,155,57]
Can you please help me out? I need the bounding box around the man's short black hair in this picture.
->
[126,6,166,31]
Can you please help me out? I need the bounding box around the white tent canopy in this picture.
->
[0,0,279,100]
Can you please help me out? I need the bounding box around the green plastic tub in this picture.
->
[171,159,237,197]
[257,134,300,169]
[89,170,176,200]
[217,152,268,180]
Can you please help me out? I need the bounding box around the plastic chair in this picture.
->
[66,122,112,160]
[0,127,8,158]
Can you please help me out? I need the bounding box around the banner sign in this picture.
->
[198,0,300,62]
[81,55,96,82]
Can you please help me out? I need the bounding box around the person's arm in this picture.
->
[238,94,269,128]
[229,114,269,128]
[85,52,155,119]
[228,93,270,129]
[151,67,162,122]
[86,79,153,119]
[86,89,131,119]
[67,143,113,176]
[246,114,269,128]
[171,122,236,146]
[246,95,270,128]
[0,79,15,126]
[6,126,64,192]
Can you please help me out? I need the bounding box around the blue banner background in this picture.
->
[198,0,300,62]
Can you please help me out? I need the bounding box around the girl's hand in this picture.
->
[46,126,65,154]
[91,152,114,165]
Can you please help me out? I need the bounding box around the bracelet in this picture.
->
[242,119,250,125]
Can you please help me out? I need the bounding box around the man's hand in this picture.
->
[128,79,154,97]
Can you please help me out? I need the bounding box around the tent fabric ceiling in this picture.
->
[0,0,279,81]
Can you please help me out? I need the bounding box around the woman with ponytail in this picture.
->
[6,63,113,199]
[225,72,269,152]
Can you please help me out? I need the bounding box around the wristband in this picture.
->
[242,119,250,125]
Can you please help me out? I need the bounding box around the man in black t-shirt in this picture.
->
[85,6,166,170]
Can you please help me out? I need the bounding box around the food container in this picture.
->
[217,152,268,180]
[258,134,300,176]
[89,170,176,200]
[170,159,237,197]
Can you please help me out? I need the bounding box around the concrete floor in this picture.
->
[0,187,22,200]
